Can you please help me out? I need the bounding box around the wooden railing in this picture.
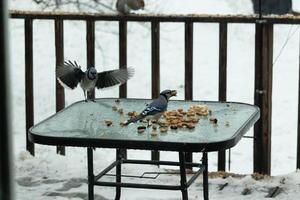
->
[9,10,300,175]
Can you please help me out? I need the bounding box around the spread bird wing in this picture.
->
[56,60,84,89]
[96,67,134,89]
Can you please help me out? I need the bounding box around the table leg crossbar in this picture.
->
[87,148,209,200]
[105,171,196,180]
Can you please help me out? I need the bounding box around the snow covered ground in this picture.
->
[8,0,300,199]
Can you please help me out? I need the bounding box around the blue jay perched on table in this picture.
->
[56,60,134,101]
[125,90,177,125]
[116,0,145,14]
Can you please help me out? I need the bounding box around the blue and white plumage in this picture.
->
[125,90,177,125]
[56,60,134,101]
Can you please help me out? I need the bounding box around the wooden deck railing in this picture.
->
[9,10,300,175]
[54,19,65,155]
[218,22,228,171]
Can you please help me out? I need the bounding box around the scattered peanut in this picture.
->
[112,105,118,111]
[209,117,218,124]
[137,126,146,134]
[159,127,168,133]
[104,120,113,126]
[151,130,158,136]
[117,108,123,114]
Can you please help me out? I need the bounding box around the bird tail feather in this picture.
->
[125,114,143,125]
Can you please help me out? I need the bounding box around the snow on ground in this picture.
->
[8,0,300,199]
[14,149,300,200]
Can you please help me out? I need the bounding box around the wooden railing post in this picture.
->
[185,22,193,168]
[151,21,160,162]
[86,19,95,100]
[254,23,273,175]
[25,18,34,156]
[218,22,228,171]
[119,20,127,159]
[55,19,65,155]
[119,20,127,98]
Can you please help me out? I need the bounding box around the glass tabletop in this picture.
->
[29,98,260,152]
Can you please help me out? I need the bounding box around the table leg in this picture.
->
[87,148,94,200]
[115,149,122,200]
[179,152,188,200]
[120,148,127,159]
[203,152,209,200]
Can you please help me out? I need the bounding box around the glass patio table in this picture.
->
[29,98,260,200]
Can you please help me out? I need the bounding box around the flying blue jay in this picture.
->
[125,90,177,125]
[116,0,145,14]
[56,60,134,101]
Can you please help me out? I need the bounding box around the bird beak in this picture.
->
[170,90,177,96]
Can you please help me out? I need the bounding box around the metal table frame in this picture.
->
[87,148,208,200]
[28,98,260,200]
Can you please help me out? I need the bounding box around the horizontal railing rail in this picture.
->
[9,10,300,24]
